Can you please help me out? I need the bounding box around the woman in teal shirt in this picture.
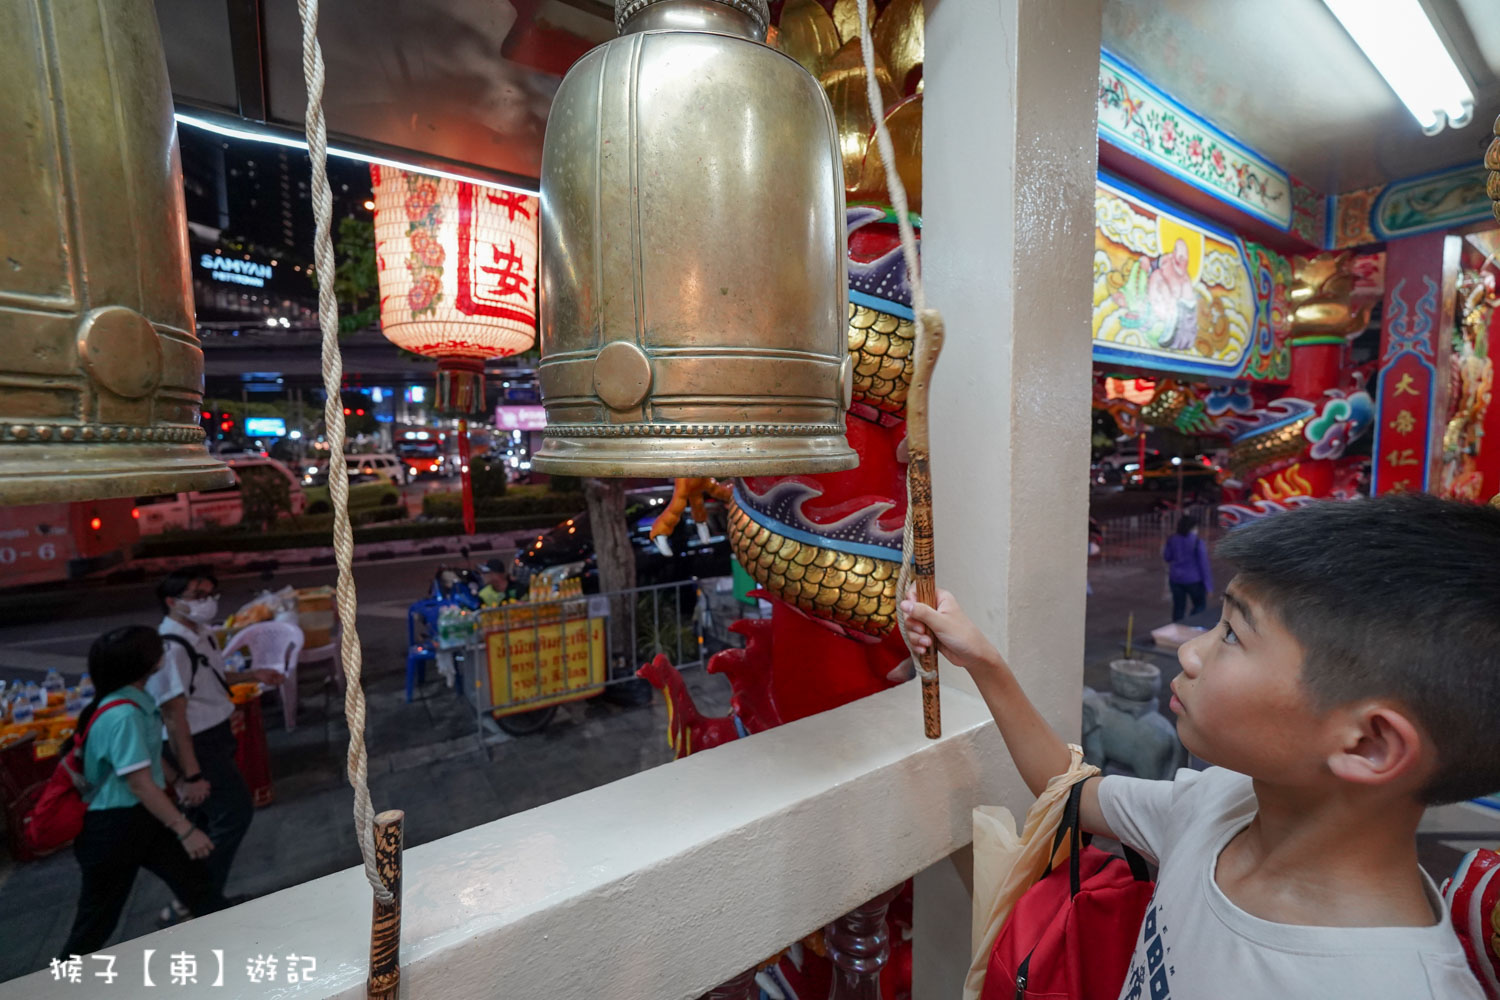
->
[60,626,227,958]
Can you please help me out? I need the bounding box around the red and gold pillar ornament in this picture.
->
[1287,253,1371,402]
[370,165,539,415]
[1371,234,1460,496]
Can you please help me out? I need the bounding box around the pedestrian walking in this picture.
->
[1162,515,1213,621]
[59,626,226,958]
[150,565,279,921]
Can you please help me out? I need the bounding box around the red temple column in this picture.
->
[1289,338,1345,402]
[1371,234,1459,496]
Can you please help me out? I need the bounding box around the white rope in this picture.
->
[856,0,927,669]
[295,0,392,905]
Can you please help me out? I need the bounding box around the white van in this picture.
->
[346,454,406,486]
[136,456,306,535]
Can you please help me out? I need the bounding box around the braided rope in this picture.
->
[855,0,930,678]
[295,0,392,905]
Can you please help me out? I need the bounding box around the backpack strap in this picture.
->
[1045,780,1152,896]
[162,632,231,697]
[75,697,143,751]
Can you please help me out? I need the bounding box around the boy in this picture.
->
[902,493,1493,998]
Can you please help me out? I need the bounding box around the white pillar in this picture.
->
[916,0,1103,994]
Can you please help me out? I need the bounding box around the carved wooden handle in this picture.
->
[367,810,404,1000]
[907,310,945,739]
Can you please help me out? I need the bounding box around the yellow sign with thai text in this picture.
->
[485,615,606,715]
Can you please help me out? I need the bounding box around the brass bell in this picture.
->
[0,0,231,505]
[533,0,858,477]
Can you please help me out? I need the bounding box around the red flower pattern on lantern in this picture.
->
[1211,147,1226,174]
[407,273,441,315]
[411,228,445,267]
[405,181,438,221]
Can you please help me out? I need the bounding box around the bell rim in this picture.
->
[532,434,857,477]
[0,450,234,506]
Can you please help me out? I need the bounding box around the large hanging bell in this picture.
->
[0,0,231,505]
[533,0,857,477]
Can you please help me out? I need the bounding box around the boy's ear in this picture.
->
[1326,703,1428,789]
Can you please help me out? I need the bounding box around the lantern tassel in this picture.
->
[458,418,477,536]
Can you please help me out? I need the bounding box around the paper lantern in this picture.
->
[371,165,538,413]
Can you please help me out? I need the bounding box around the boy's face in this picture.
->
[1172,579,1330,783]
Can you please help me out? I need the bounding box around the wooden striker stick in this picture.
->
[907,309,945,739]
[367,809,404,1000]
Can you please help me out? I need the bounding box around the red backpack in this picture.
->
[22,698,141,855]
[982,781,1155,1000]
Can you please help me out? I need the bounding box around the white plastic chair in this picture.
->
[224,620,305,732]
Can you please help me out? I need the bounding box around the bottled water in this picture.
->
[25,682,45,709]
[43,669,64,694]
[65,688,84,715]
[12,697,33,726]
[78,673,95,701]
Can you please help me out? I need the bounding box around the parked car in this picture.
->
[511,486,732,591]
[135,456,305,535]
[301,470,402,515]
[1092,450,1219,495]
[345,453,407,485]
[1133,452,1220,495]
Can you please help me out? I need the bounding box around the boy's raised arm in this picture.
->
[901,589,1114,838]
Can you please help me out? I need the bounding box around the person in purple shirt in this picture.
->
[1162,515,1213,621]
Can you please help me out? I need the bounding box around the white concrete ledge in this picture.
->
[5,683,1012,1000]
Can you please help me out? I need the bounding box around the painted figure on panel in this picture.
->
[1093,182,1257,375]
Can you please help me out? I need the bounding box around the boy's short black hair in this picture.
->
[157,563,218,614]
[1215,493,1500,805]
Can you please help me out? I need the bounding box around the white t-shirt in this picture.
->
[1097,767,1483,1000]
[148,616,235,737]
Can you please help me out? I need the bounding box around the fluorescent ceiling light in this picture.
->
[173,112,540,195]
[1323,0,1474,134]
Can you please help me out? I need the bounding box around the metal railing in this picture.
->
[456,577,738,749]
[1092,502,1220,565]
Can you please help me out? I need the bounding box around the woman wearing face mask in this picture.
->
[150,566,279,922]
[60,626,227,958]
